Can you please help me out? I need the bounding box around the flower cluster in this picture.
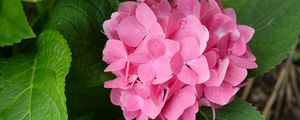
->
[102,0,257,119]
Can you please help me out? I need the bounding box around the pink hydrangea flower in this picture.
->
[102,0,257,119]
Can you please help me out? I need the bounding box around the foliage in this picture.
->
[199,98,264,120]
[222,0,300,76]
[0,30,71,120]
[1,0,300,119]
[0,0,35,46]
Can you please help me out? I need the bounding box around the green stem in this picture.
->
[200,110,209,120]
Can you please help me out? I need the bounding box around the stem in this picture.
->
[263,47,295,118]
[290,64,300,105]
[199,110,209,120]
[241,78,255,100]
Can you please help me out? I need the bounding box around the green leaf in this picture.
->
[0,30,71,120]
[0,0,36,46]
[45,0,117,87]
[222,0,300,76]
[44,0,122,119]
[200,98,265,120]
[292,51,300,62]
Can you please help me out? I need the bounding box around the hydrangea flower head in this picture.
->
[102,0,257,119]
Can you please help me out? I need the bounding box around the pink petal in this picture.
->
[103,19,118,39]
[199,98,211,107]
[148,22,166,38]
[177,65,198,85]
[211,14,236,39]
[123,109,140,120]
[206,34,219,50]
[179,37,201,61]
[118,1,138,14]
[204,51,218,68]
[142,31,165,44]
[238,25,255,43]
[104,77,129,88]
[245,47,257,61]
[170,52,184,74]
[230,28,241,41]
[117,17,147,47]
[231,38,247,56]
[200,0,209,15]
[204,58,229,86]
[154,56,172,76]
[195,84,204,99]
[136,3,157,29]
[137,113,148,120]
[208,0,222,11]
[147,39,166,58]
[179,102,199,120]
[110,88,121,106]
[104,57,127,72]
[128,52,151,64]
[204,69,220,86]
[151,0,171,18]
[162,39,180,57]
[204,82,235,105]
[162,86,196,120]
[141,99,164,119]
[217,58,230,84]
[200,8,220,27]
[153,56,173,84]
[217,35,230,58]
[152,76,172,85]
[150,82,169,104]
[224,64,248,86]
[110,12,127,20]
[175,0,200,16]
[134,82,150,99]
[229,55,258,69]
[224,8,236,22]
[172,15,209,55]
[103,39,127,63]
[120,90,143,111]
[163,14,181,37]
[187,56,210,84]
[167,79,185,100]
[138,62,156,83]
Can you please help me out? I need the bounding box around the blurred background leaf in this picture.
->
[0,0,36,46]
[44,0,122,119]
[199,98,265,120]
[45,0,117,87]
[222,0,300,76]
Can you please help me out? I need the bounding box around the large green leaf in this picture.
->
[0,0,36,46]
[222,0,300,76]
[44,0,122,119]
[199,98,265,120]
[45,0,117,87]
[0,30,71,120]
